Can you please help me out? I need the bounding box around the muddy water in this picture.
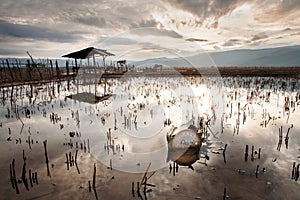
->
[0,76,299,199]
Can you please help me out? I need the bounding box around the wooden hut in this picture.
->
[62,47,114,70]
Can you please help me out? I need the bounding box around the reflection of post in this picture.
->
[223,144,227,163]
[55,60,60,78]
[255,165,259,178]
[292,162,296,180]
[6,59,14,81]
[295,164,300,181]
[43,140,51,177]
[173,161,175,176]
[92,163,96,189]
[104,76,107,95]
[223,188,227,200]
[75,58,78,75]
[21,150,29,191]
[251,145,254,161]
[245,145,249,162]
[285,127,290,149]
[66,60,69,76]
[11,159,19,194]
[277,127,283,151]
[132,182,135,197]
[92,163,98,200]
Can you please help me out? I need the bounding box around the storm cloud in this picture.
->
[0,0,299,58]
[0,20,80,42]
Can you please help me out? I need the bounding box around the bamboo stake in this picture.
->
[9,164,15,189]
[66,153,69,170]
[245,145,248,162]
[29,169,33,187]
[92,163,96,189]
[43,140,51,177]
[88,181,91,192]
[12,159,19,194]
[132,182,135,197]
[75,150,80,174]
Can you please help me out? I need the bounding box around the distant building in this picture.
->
[154,64,162,71]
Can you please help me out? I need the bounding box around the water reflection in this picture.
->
[0,76,300,199]
[167,124,204,170]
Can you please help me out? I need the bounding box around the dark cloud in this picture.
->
[208,21,218,29]
[131,19,158,28]
[229,39,241,42]
[0,20,80,42]
[186,38,208,42]
[0,0,299,57]
[251,32,268,41]
[222,41,235,47]
[253,0,300,23]
[139,42,179,54]
[222,39,243,46]
[290,32,300,36]
[130,27,183,39]
[166,0,242,23]
[99,37,138,46]
[0,48,22,56]
[282,28,292,31]
[75,16,107,28]
[249,40,264,47]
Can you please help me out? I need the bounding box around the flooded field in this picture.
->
[0,75,300,199]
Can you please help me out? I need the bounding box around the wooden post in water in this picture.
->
[34,172,38,184]
[69,152,72,167]
[26,59,32,80]
[255,165,259,178]
[66,153,69,170]
[0,61,3,84]
[6,59,14,82]
[245,145,249,162]
[295,164,299,181]
[285,127,290,149]
[223,188,227,200]
[43,140,51,177]
[88,181,91,192]
[251,145,254,161]
[92,163,96,189]
[29,169,33,187]
[66,60,69,76]
[50,60,54,78]
[292,162,296,180]
[21,154,30,191]
[223,144,227,163]
[55,60,60,78]
[15,59,22,81]
[75,150,80,174]
[11,159,19,194]
[136,182,141,198]
[132,182,135,197]
[75,58,78,75]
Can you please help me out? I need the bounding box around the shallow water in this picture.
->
[0,76,300,199]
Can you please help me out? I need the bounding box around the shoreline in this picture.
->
[1,66,300,88]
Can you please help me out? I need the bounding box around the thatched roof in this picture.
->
[62,47,114,59]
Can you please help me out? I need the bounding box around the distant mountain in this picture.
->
[130,45,300,67]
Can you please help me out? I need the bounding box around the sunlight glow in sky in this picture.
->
[0,0,299,60]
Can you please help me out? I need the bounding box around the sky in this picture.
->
[0,0,300,60]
